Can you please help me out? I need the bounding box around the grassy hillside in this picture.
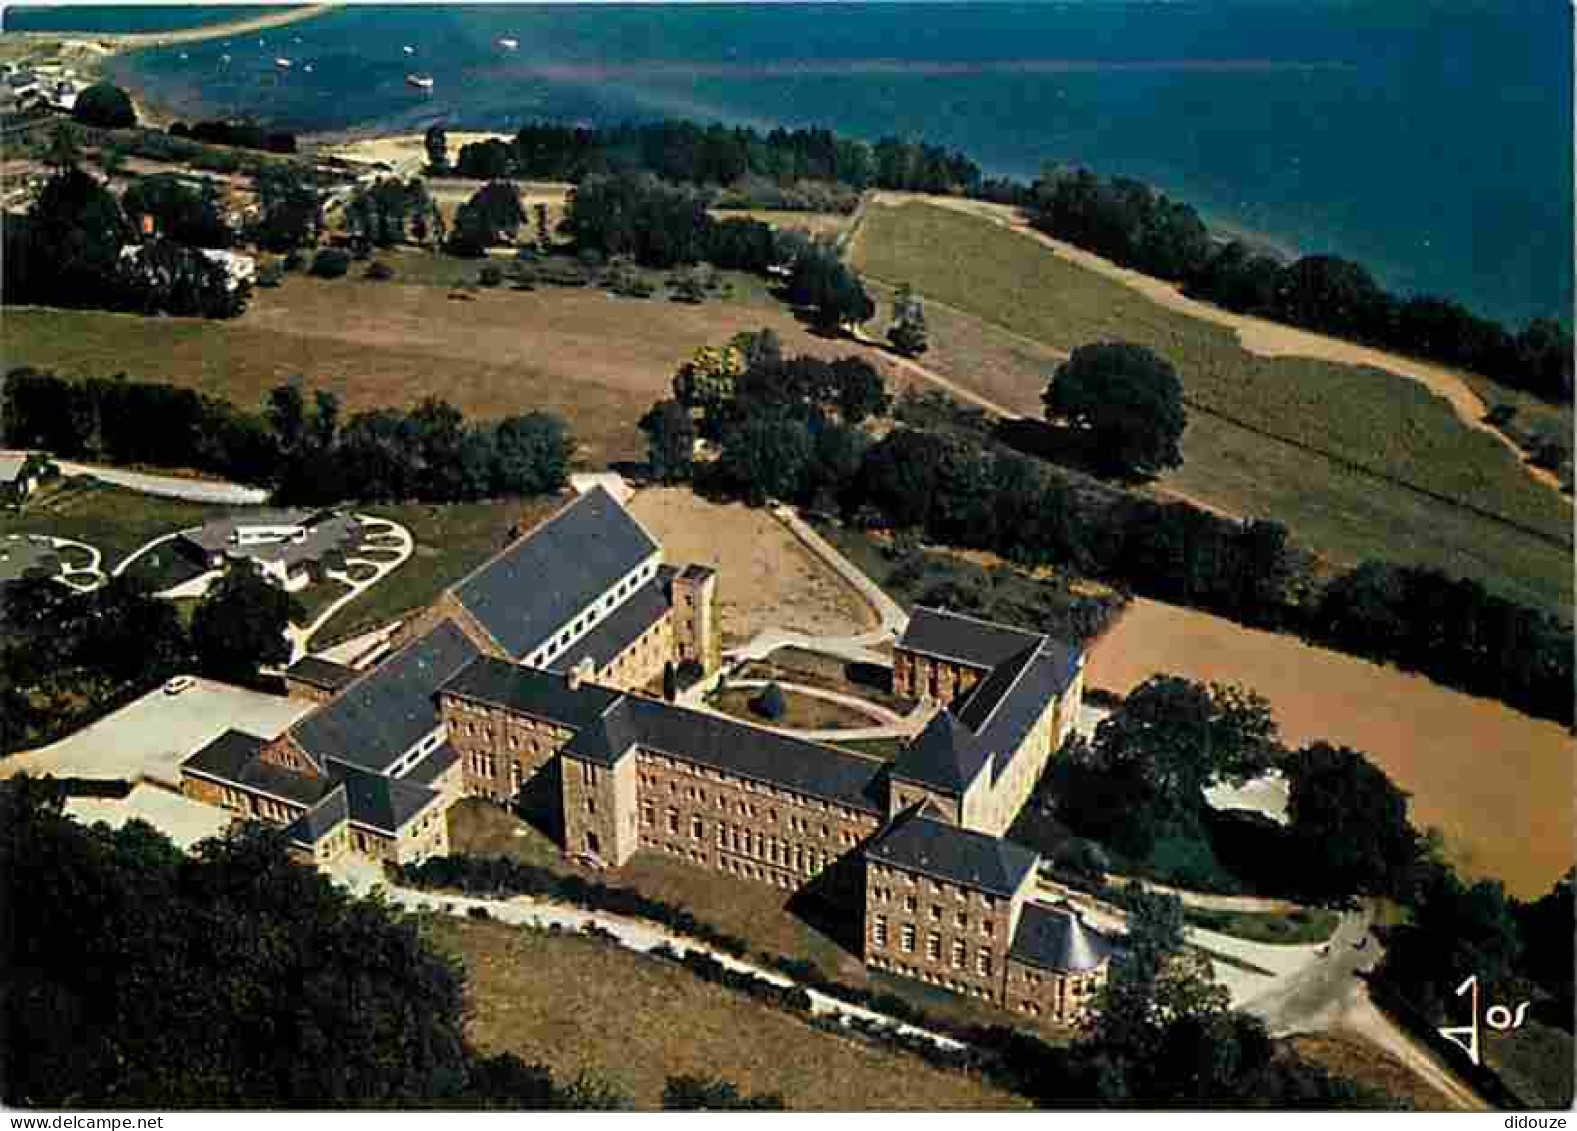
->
[851,201,1572,617]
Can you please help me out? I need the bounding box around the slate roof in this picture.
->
[619,697,886,814]
[898,606,1045,670]
[451,487,659,660]
[441,655,623,731]
[285,655,360,693]
[865,808,1037,897]
[183,729,339,809]
[403,741,459,787]
[547,566,674,676]
[289,620,481,773]
[285,786,349,848]
[327,758,440,833]
[1009,904,1114,973]
[890,709,988,794]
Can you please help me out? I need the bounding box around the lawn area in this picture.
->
[736,645,915,715]
[307,495,564,649]
[426,916,1025,1110]
[1182,905,1340,946]
[830,736,906,761]
[0,476,228,571]
[849,200,1573,618]
[5,253,885,472]
[290,578,354,627]
[446,799,1031,1035]
[707,685,883,731]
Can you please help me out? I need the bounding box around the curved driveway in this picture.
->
[0,451,269,505]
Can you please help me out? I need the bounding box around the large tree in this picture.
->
[72,82,136,129]
[639,399,697,484]
[1282,742,1418,899]
[1044,342,1186,480]
[190,562,296,681]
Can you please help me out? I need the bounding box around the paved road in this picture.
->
[286,515,415,662]
[1,451,268,505]
[693,678,926,743]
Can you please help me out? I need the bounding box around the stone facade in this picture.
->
[441,691,576,804]
[863,859,1032,1006]
[631,750,883,891]
[892,651,984,705]
[561,752,640,867]
[1003,956,1103,1024]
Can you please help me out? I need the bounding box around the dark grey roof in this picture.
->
[285,655,361,693]
[290,620,481,773]
[285,786,349,847]
[1010,904,1114,973]
[563,699,642,766]
[327,758,440,833]
[451,487,658,660]
[440,655,623,731]
[865,809,1038,897]
[898,606,1045,670]
[183,729,337,809]
[890,708,986,795]
[959,646,1077,784]
[547,566,674,676]
[623,697,885,814]
[182,508,317,554]
[403,740,459,787]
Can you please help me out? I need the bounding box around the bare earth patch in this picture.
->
[628,488,877,646]
[1087,598,1572,899]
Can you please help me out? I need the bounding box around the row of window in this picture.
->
[872,891,996,938]
[869,869,998,912]
[871,916,994,976]
[867,955,998,1002]
[533,561,659,667]
[636,750,868,824]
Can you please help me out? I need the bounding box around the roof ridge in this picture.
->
[912,604,1045,639]
[446,490,580,600]
[964,641,1043,740]
[289,617,465,739]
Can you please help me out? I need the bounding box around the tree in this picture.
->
[784,244,873,331]
[43,122,81,173]
[639,399,696,484]
[190,562,295,681]
[662,1075,785,1110]
[490,412,572,496]
[252,165,321,252]
[888,283,930,357]
[1044,342,1186,480]
[310,248,352,279]
[715,413,815,505]
[423,123,449,173]
[753,683,788,721]
[72,82,136,129]
[1283,742,1418,899]
[1081,885,1230,1100]
[672,344,745,417]
[267,384,309,455]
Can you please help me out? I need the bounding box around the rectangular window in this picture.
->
[691,816,703,841]
[900,924,916,954]
[642,801,655,825]
[978,950,993,977]
[951,940,966,969]
[585,797,596,814]
[873,916,888,949]
[956,911,968,929]
[926,932,941,962]
[930,904,942,921]
[667,809,679,834]
[904,894,917,913]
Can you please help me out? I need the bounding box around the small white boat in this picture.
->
[179,51,189,61]
[303,63,314,74]
[402,44,416,55]
[498,37,519,50]
[405,73,434,89]
[274,57,293,69]
[220,53,231,64]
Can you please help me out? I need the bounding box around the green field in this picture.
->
[1182,905,1341,946]
[0,476,228,570]
[850,201,1573,617]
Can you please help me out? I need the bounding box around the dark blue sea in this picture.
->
[10,1,1572,327]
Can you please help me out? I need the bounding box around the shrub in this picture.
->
[72,82,137,129]
[752,682,787,721]
[364,260,395,281]
[282,250,305,273]
[256,258,284,288]
[310,248,351,279]
[478,263,504,288]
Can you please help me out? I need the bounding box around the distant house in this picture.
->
[118,244,257,293]
[177,509,363,592]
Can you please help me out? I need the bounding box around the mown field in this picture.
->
[850,201,1573,617]
[427,915,1025,1110]
[4,253,885,472]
